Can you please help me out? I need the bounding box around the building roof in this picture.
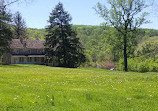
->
[10,39,45,49]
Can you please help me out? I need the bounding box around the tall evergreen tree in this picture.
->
[13,11,28,40]
[0,0,12,56]
[45,2,86,68]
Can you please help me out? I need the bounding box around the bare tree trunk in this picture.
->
[0,56,2,64]
[124,30,128,72]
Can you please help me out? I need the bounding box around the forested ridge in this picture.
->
[27,25,158,42]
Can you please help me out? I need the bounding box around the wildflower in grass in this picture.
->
[127,98,132,101]
[14,98,17,100]
[69,99,71,101]
[50,99,53,101]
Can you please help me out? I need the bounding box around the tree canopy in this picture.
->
[0,0,12,56]
[95,0,149,71]
[13,11,28,40]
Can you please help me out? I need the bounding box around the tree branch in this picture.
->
[0,0,20,8]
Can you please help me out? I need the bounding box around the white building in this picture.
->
[2,39,45,64]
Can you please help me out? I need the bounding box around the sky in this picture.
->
[7,0,158,29]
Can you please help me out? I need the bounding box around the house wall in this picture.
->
[12,48,44,56]
[11,56,45,64]
[2,39,45,65]
[9,48,45,65]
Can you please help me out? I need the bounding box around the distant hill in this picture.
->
[27,25,107,40]
[27,25,158,40]
[27,28,46,40]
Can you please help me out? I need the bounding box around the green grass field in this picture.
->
[0,65,158,111]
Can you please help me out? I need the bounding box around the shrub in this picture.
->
[82,62,100,68]
[127,58,138,71]
[118,59,124,71]
[84,62,95,67]
[148,63,158,72]
[101,61,115,69]
[137,62,149,73]
[118,56,158,72]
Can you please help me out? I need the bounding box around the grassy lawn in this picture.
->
[0,65,158,111]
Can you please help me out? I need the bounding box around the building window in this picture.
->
[32,49,37,54]
[13,58,17,64]
[34,49,37,53]
[19,57,24,63]
[27,57,32,62]
[19,49,23,53]
[28,50,31,54]
[34,57,37,62]
[34,57,39,62]
[17,50,19,54]
[41,57,44,62]
[37,49,44,54]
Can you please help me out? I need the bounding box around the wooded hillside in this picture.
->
[27,25,158,64]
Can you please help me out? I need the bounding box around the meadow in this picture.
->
[0,65,158,111]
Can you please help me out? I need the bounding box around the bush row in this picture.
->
[82,61,115,70]
[118,56,158,72]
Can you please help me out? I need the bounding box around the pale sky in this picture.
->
[7,0,158,29]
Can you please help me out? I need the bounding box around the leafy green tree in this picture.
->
[0,0,12,56]
[45,2,86,68]
[95,0,149,71]
[13,11,28,39]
